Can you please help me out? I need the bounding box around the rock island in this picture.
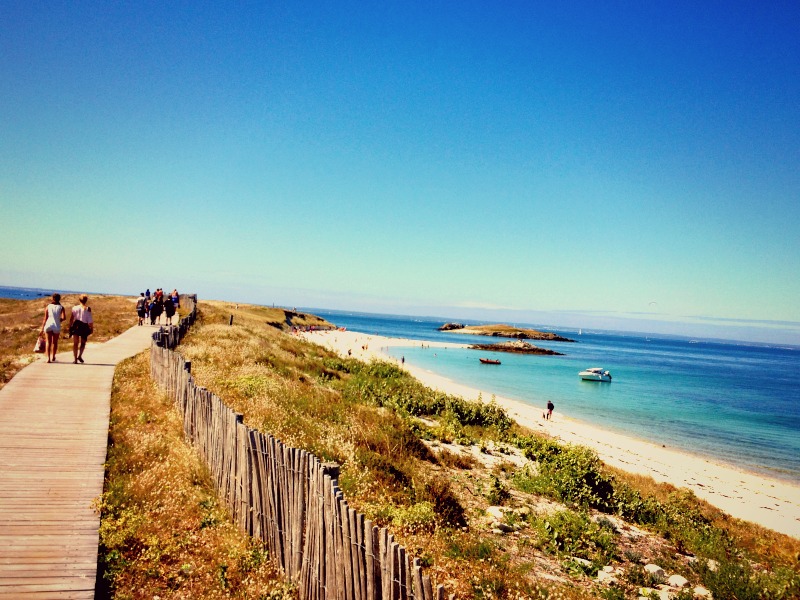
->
[469,340,564,355]
[438,323,575,342]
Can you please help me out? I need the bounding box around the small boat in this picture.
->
[579,367,612,382]
[479,358,501,365]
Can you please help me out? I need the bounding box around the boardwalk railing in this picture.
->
[150,299,450,600]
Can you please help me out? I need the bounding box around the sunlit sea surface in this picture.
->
[308,308,800,483]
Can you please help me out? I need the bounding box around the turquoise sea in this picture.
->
[308,308,800,483]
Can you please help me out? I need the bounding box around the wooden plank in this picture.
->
[0,323,163,593]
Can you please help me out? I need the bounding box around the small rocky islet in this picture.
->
[437,322,575,342]
[469,340,564,356]
[438,323,573,355]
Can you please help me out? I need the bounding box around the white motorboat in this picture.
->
[579,367,612,382]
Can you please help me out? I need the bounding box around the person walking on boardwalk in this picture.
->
[135,293,147,326]
[164,294,176,325]
[40,293,66,363]
[68,294,94,364]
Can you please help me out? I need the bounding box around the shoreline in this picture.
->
[301,329,800,540]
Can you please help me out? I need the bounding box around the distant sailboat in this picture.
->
[578,328,582,335]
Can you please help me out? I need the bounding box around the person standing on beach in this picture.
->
[546,400,554,420]
[40,293,66,363]
[68,295,94,363]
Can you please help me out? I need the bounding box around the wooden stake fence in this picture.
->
[149,297,450,600]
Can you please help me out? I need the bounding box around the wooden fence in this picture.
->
[150,299,450,600]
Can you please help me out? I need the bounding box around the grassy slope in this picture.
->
[98,351,293,598]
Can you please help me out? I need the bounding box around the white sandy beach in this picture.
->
[301,329,800,540]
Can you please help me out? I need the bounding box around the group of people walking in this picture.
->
[40,293,94,364]
[136,288,179,326]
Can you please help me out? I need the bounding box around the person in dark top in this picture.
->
[546,400,555,420]
[164,296,176,325]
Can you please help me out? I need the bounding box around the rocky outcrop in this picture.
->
[469,340,564,356]
[444,323,575,342]
[438,322,466,331]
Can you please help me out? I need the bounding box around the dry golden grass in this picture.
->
[98,351,295,599]
[173,303,614,598]
[0,293,140,389]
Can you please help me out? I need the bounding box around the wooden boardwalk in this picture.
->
[0,324,160,599]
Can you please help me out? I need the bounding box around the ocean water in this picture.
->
[308,309,800,482]
[0,285,56,301]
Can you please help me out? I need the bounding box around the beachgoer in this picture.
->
[136,293,147,326]
[401,356,405,365]
[40,293,66,363]
[546,400,554,420]
[171,289,179,308]
[164,295,176,325]
[150,298,162,325]
[69,294,94,364]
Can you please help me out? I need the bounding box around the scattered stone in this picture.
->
[491,528,505,535]
[707,559,719,572]
[644,563,665,580]
[693,585,712,598]
[596,570,617,584]
[496,522,515,533]
[486,506,506,520]
[570,556,592,567]
[602,565,615,573]
[668,574,689,588]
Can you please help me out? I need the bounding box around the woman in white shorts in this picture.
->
[69,294,94,364]
[40,293,66,363]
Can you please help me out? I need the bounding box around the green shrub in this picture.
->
[374,502,437,534]
[514,441,615,510]
[342,361,512,435]
[695,558,800,600]
[528,509,617,563]
[485,475,510,505]
[446,538,495,561]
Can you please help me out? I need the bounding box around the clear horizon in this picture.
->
[2,3,799,346]
[1,282,797,347]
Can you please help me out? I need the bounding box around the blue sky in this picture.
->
[2,2,799,344]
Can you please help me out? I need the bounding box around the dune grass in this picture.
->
[97,351,294,599]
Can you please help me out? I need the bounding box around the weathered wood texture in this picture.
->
[150,298,447,599]
[0,302,189,599]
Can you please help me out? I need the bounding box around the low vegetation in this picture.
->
[97,351,293,598]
